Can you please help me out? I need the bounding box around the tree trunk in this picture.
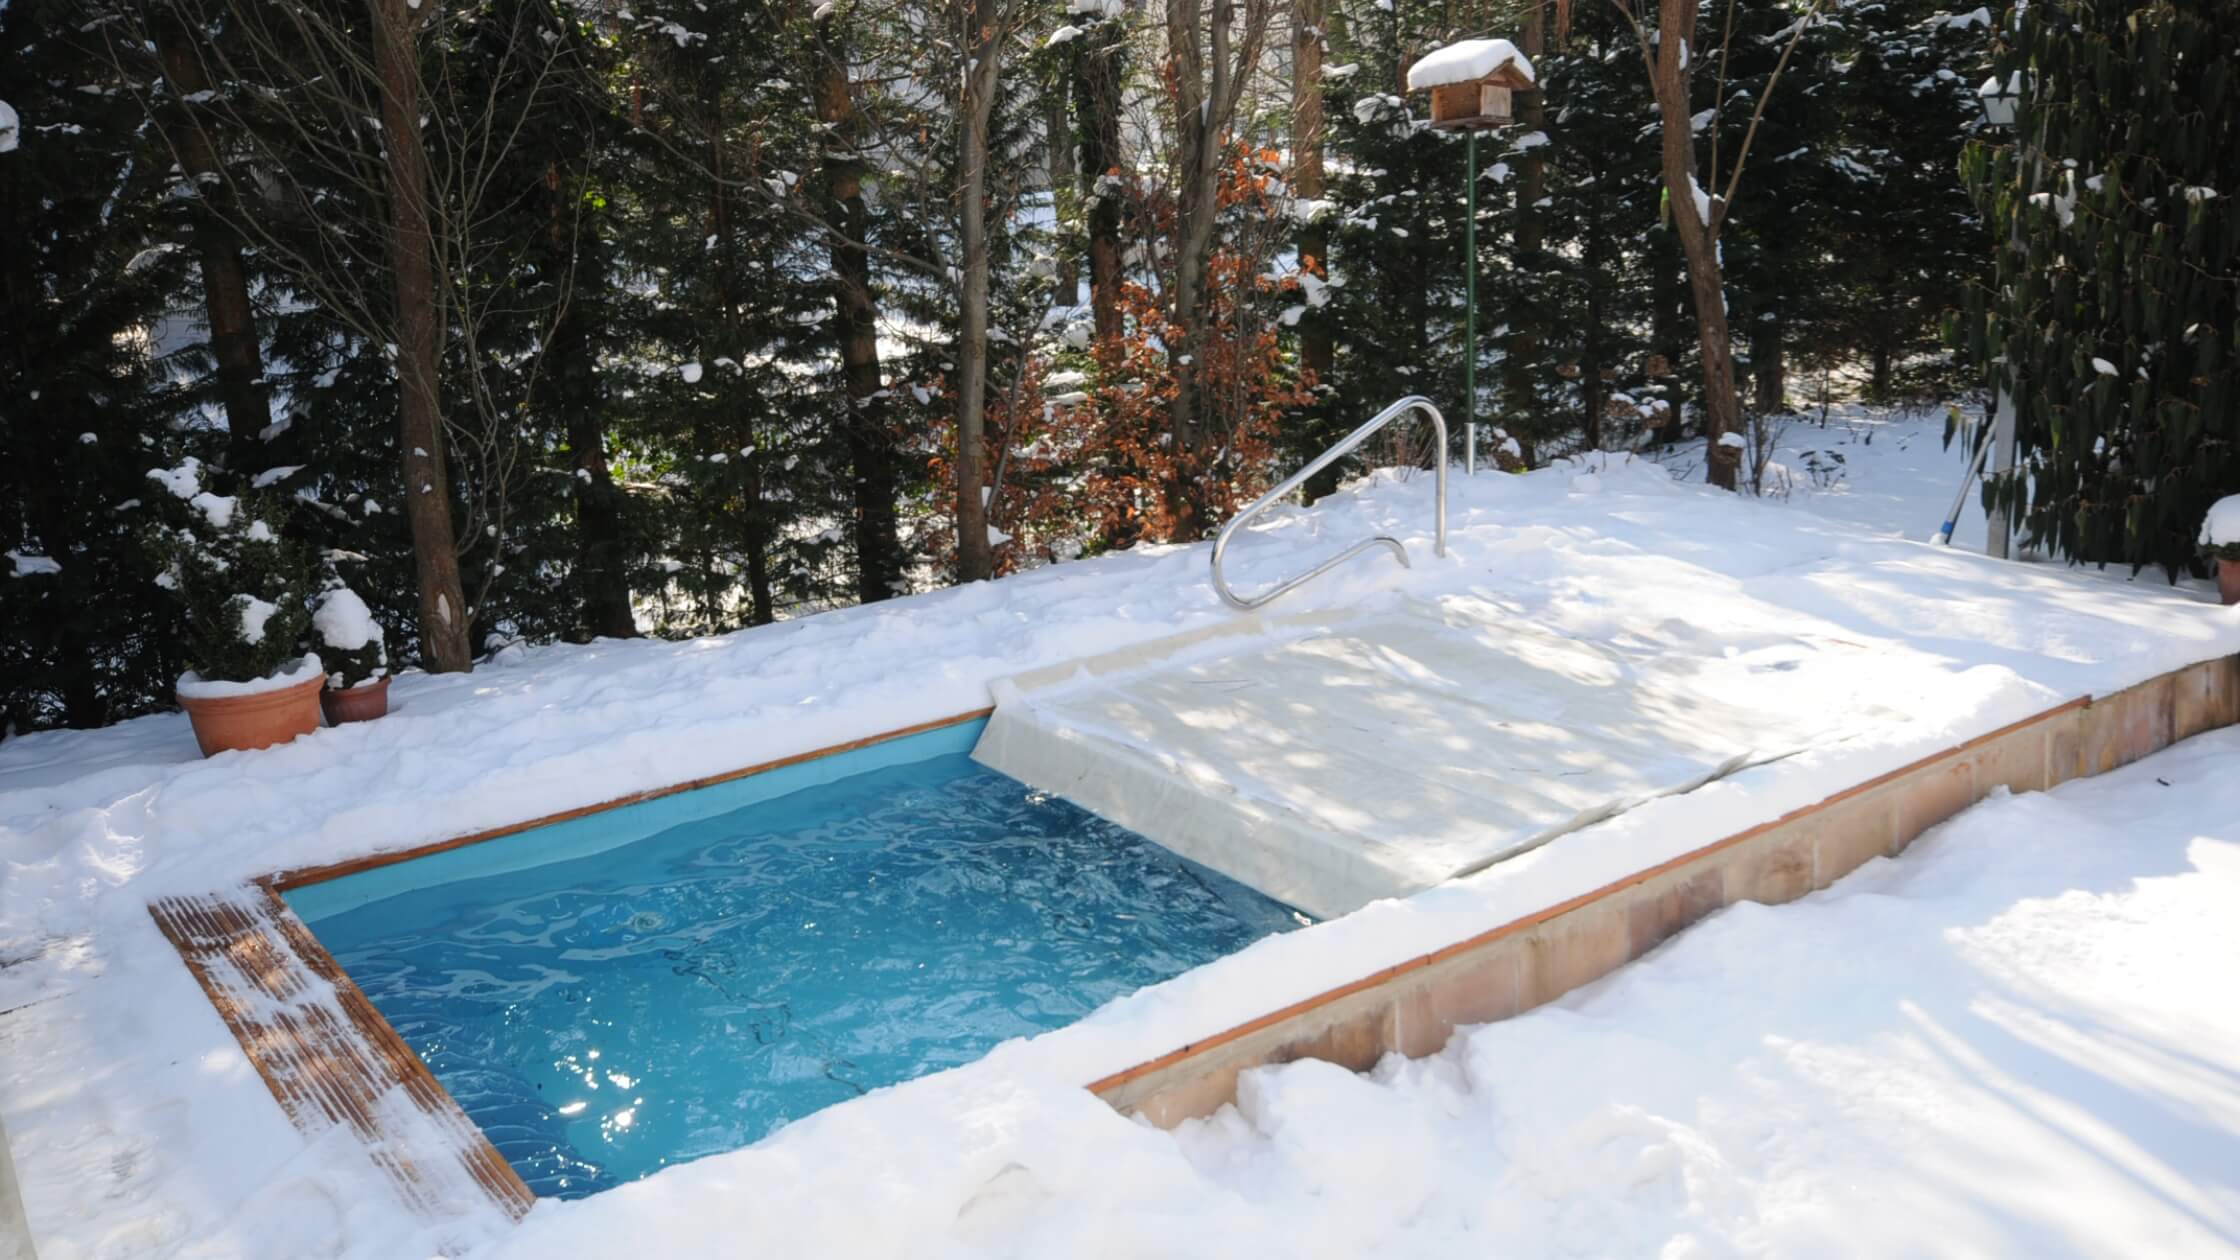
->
[1166,0,1225,471]
[1075,26,1125,342]
[743,460,776,625]
[1503,1,1548,422]
[1649,0,1741,490]
[1582,258,1608,452]
[1046,89,1079,306]
[568,407,636,640]
[1869,335,1894,402]
[1753,313,1786,414]
[547,211,635,640]
[370,0,473,671]
[1291,0,1331,387]
[812,27,904,603]
[953,0,999,582]
[156,18,271,462]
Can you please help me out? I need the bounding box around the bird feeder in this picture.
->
[1406,38,1535,132]
[1405,37,1536,459]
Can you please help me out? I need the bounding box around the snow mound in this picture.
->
[313,588,382,652]
[176,653,324,700]
[1405,39,1534,91]
[2200,493,2240,551]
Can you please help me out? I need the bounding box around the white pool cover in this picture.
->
[974,599,1885,919]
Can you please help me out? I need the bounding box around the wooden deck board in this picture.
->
[149,890,536,1222]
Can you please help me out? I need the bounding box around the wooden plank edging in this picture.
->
[149,889,538,1221]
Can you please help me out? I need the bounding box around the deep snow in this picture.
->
[1,405,2235,1259]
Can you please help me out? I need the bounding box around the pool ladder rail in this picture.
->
[1209,395,1449,611]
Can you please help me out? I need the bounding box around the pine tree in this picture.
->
[1960,0,2239,574]
[0,0,200,731]
[1494,9,1663,456]
[1825,1,1991,403]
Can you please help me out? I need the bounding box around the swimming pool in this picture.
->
[283,721,1304,1198]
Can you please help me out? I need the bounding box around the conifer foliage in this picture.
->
[1960,0,2240,574]
[0,0,2150,736]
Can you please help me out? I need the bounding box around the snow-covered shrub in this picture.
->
[313,585,388,689]
[143,460,316,685]
[2200,494,2240,563]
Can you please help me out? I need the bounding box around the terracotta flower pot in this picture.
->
[2220,558,2240,607]
[178,673,325,758]
[321,675,392,725]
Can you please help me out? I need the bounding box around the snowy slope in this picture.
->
[1,406,2234,1259]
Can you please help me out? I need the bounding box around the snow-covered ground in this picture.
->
[2,404,2235,1259]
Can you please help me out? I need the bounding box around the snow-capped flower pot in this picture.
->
[312,585,390,724]
[2198,494,2240,606]
[143,462,323,754]
[321,675,391,725]
[177,657,326,758]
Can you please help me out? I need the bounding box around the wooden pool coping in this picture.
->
[145,655,2240,1227]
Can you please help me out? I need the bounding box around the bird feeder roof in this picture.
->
[1406,39,1536,92]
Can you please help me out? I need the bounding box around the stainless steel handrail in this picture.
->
[1210,395,1447,611]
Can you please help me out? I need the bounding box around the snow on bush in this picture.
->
[313,586,389,689]
[143,475,317,689]
[2199,494,2240,560]
[6,550,60,577]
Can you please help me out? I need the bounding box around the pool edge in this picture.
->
[137,659,2240,1233]
[266,707,995,892]
[1086,655,2240,1126]
[149,706,992,1227]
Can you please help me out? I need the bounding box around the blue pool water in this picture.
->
[288,723,1304,1198]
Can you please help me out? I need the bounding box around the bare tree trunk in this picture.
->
[1291,0,1331,387]
[1075,28,1125,342]
[953,0,999,582]
[371,0,473,671]
[812,27,904,602]
[1646,0,1740,489]
[156,17,270,461]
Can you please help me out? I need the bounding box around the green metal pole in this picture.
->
[1464,129,1478,444]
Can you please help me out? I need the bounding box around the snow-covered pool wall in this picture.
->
[1086,655,2240,1125]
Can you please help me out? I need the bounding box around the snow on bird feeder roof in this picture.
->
[1408,39,1534,131]
[1406,39,1535,92]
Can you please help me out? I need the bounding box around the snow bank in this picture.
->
[1405,39,1534,92]
[3,408,2237,1260]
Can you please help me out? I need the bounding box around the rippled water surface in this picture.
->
[307,752,1304,1198]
